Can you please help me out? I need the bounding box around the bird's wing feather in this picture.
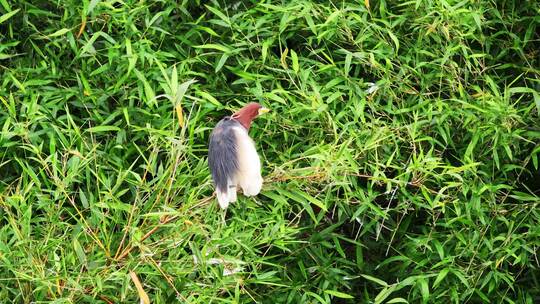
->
[208,118,240,193]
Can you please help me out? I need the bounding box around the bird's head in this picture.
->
[231,102,269,130]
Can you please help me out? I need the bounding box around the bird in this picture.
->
[208,102,270,209]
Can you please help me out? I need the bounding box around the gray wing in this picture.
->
[208,118,240,192]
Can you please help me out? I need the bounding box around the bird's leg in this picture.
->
[221,209,226,226]
[227,184,237,202]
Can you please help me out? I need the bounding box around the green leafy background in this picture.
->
[0,0,539,303]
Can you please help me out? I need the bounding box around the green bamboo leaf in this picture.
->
[262,39,271,64]
[134,69,155,106]
[73,238,87,265]
[0,0,11,11]
[305,292,326,304]
[508,87,540,115]
[0,8,20,24]
[388,31,400,52]
[509,191,539,202]
[197,91,221,107]
[87,0,100,14]
[194,43,232,54]
[418,278,429,302]
[175,79,197,107]
[0,53,21,60]
[204,5,230,27]
[375,285,397,304]
[215,53,229,72]
[344,52,352,75]
[87,125,120,133]
[290,49,299,73]
[433,268,450,288]
[324,290,354,299]
[171,65,178,96]
[387,298,409,304]
[361,274,388,287]
[46,28,71,38]
[79,32,101,56]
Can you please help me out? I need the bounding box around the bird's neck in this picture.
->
[232,116,251,131]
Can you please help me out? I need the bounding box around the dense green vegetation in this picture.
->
[1,0,539,303]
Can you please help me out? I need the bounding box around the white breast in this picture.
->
[233,126,263,196]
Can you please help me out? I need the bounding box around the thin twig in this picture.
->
[116,195,215,261]
[116,215,179,261]
[114,155,146,260]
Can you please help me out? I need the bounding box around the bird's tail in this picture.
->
[216,184,237,209]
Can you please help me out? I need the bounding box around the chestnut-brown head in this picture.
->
[231,102,269,130]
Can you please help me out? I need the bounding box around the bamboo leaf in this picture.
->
[291,49,299,73]
[0,8,20,24]
[324,290,354,299]
[87,125,120,133]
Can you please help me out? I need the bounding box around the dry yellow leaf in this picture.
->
[496,257,504,268]
[129,270,150,304]
[175,104,184,126]
[280,48,289,70]
[77,17,86,39]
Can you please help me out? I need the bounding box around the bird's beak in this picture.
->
[258,107,270,115]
